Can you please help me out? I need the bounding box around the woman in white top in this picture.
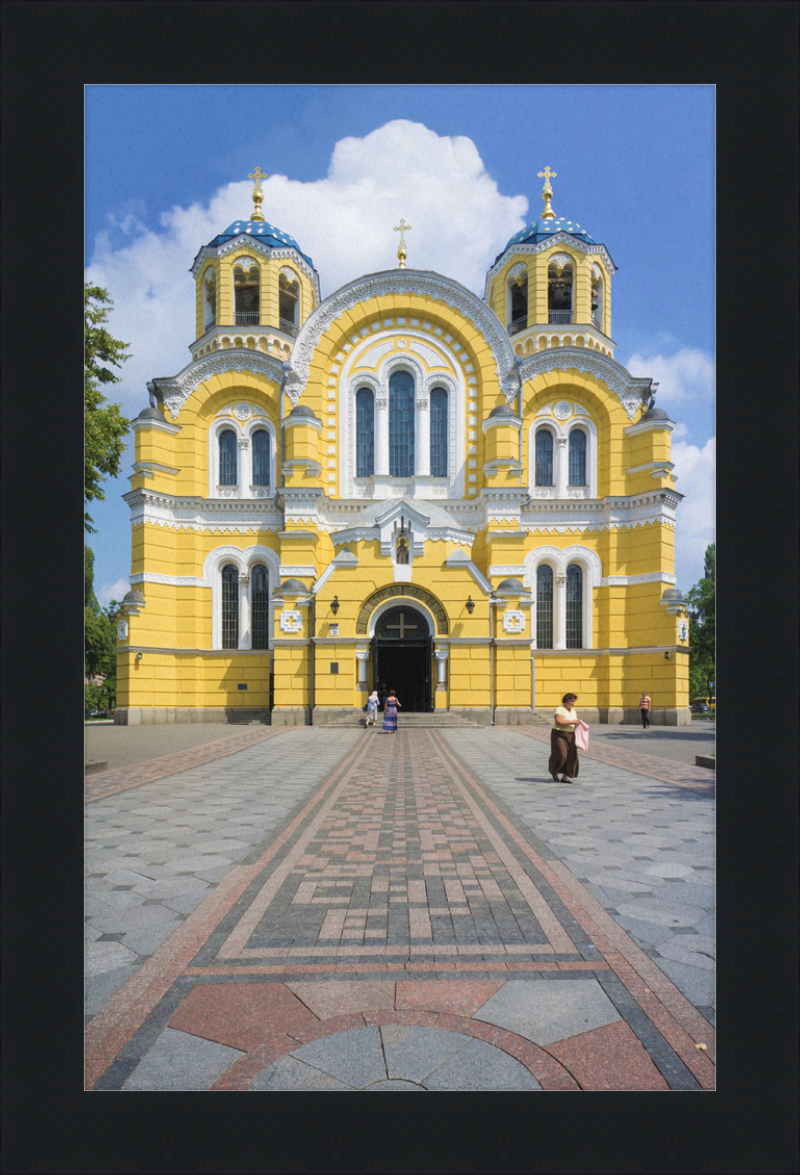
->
[365,690,379,726]
[549,692,580,782]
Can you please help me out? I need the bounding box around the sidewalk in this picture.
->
[85,725,715,1090]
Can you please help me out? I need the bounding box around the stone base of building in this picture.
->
[270,706,312,726]
[114,707,271,726]
[312,707,367,726]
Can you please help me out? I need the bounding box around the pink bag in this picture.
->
[574,720,590,752]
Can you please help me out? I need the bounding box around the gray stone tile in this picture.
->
[289,1028,386,1088]
[615,897,708,928]
[380,1025,469,1083]
[122,1028,244,1090]
[423,1037,542,1091]
[364,1079,426,1090]
[655,958,716,1007]
[85,939,139,976]
[85,964,140,1014]
[474,978,620,1046]
[249,1055,356,1090]
[88,904,181,934]
[653,934,715,970]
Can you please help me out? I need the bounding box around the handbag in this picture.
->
[574,720,590,752]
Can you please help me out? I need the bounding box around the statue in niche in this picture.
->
[396,535,409,564]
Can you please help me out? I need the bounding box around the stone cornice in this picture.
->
[484,233,616,296]
[286,270,517,406]
[150,350,286,420]
[191,240,321,300]
[518,348,652,420]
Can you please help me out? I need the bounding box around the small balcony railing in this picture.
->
[234,311,260,325]
[592,312,602,328]
[507,316,528,337]
[278,317,298,337]
[548,310,573,324]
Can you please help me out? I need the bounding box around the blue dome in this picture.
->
[494,215,598,266]
[207,219,315,269]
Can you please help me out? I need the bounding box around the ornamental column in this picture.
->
[434,647,449,689]
[555,435,568,499]
[554,574,567,650]
[355,649,369,690]
[415,395,430,477]
[238,574,251,649]
[374,396,389,477]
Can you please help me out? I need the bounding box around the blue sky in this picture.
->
[85,83,715,604]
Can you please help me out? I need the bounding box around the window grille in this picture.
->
[251,564,270,650]
[536,565,554,648]
[356,387,374,477]
[222,564,239,649]
[566,564,583,648]
[568,429,587,486]
[389,371,415,478]
[219,429,237,486]
[430,388,448,477]
[252,429,270,486]
[535,429,554,486]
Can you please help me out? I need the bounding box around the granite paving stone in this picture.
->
[122,1028,244,1091]
[473,978,621,1046]
[422,1036,543,1091]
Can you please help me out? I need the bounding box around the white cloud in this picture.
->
[86,120,528,421]
[625,347,715,411]
[671,436,716,592]
[97,578,130,608]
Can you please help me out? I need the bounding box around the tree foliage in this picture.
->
[686,543,715,697]
[85,284,131,532]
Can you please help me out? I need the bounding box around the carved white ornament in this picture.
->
[234,403,252,420]
[549,253,573,271]
[238,437,249,449]
[155,352,285,419]
[117,620,128,640]
[518,348,651,420]
[502,610,526,634]
[287,271,516,406]
[678,619,689,641]
[554,401,572,420]
[397,340,407,349]
[279,610,303,634]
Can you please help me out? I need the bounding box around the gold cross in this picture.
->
[386,612,417,639]
[248,167,268,189]
[537,166,556,186]
[394,218,412,267]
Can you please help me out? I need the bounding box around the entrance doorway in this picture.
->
[373,605,432,712]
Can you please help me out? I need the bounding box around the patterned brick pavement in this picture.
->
[85,728,714,1091]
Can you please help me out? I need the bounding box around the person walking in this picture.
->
[365,690,379,726]
[549,692,580,782]
[382,688,401,733]
[639,690,652,729]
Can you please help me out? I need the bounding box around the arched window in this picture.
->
[568,429,587,486]
[536,565,554,649]
[548,261,573,324]
[356,387,375,478]
[219,429,237,486]
[535,429,554,486]
[430,387,448,477]
[252,429,270,487]
[203,270,217,331]
[566,564,583,649]
[221,564,239,649]
[278,272,299,336]
[508,273,528,335]
[251,564,270,650]
[389,370,415,478]
[233,261,260,325]
[591,272,604,329]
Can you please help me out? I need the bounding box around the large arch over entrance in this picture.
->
[373,604,432,713]
[356,584,448,636]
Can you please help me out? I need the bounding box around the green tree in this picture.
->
[85,284,131,533]
[685,543,715,698]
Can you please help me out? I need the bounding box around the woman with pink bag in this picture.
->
[549,692,589,782]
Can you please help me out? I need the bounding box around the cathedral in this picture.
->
[115,167,690,726]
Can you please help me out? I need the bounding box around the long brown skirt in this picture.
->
[549,729,579,778]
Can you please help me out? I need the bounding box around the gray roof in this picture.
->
[342,498,461,531]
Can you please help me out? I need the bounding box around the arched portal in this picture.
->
[373,605,432,713]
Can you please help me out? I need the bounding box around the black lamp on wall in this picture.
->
[330,596,340,615]
[465,596,475,614]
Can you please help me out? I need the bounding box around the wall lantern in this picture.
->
[136,652,143,661]
[465,596,475,615]
[330,596,340,615]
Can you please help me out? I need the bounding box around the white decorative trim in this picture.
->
[482,412,522,435]
[529,413,598,499]
[502,609,526,634]
[279,566,317,578]
[553,401,572,420]
[524,544,601,650]
[624,416,675,436]
[288,270,516,407]
[600,572,677,586]
[191,238,320,297]
[130,416,181,436]
[279,610,303,634]
[626,461,675,475]
[488,565,526,578]
[152,350,286,420]
[313,547,359,594]
[444,549,493,593]
[484,234,616,298]
[549,253,573,271]
[519,348,651,420]
[368,598,436,638]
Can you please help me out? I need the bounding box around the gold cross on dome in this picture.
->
[248,167,268,189]
[537,167,557,219]
[538,166,556,185]
[248,167,268,222]
[394,218,412,267]
[386,612,418,639]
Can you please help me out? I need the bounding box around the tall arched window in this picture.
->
[252,429,270,486]
[568,429,587,486]
[548,261,573,324]
[508,273,528,335]
[219,429,237,486]
[251,564,270,650]
[356,387,375,478]
[389,370,415,477]
[233,261,260,325]
[430,387,448,477]
[566,564,583,648]
[536,565,554,649]
[221,564,239,649]
[535,429,554,486]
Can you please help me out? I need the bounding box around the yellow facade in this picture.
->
[116,176,690,726]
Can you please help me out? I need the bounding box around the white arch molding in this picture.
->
[367,597,436,639]
[524,545,601,650]
[529,410,598,499]
[205,544,281,650]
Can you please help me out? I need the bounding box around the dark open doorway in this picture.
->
[373,605,432,712]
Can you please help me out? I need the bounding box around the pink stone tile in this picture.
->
[396,979,506,1016]
[168,982,318,1053]
[546,1020,670,1090]
[285,980,396,1020]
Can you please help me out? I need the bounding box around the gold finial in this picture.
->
[394,218,412,268]
[248,167,268,222]
[537,166,557,220]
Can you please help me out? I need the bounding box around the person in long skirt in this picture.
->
[549,692,580,781]
[365,690,379,726]
[382,688,400,733]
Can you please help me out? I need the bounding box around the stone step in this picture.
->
[323,713,480,728]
